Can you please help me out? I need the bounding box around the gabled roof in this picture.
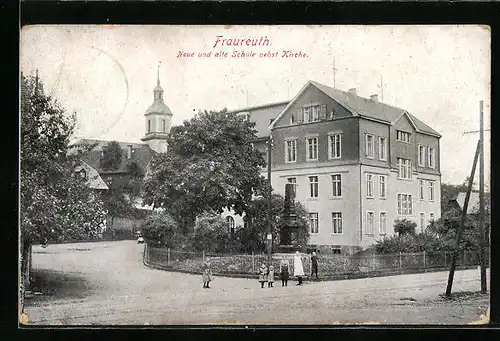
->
[74,161,109,190]
[71,138,156,174]
[269,80,441,137]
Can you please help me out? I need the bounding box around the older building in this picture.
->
[228,80,442,254]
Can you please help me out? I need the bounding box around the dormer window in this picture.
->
[396,130,411,143]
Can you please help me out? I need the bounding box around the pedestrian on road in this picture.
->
[258,263,268,288]
[311,252,319,280]
[267,265,275,288]
[294,251,304,286]
[279,257,290,287]
[202,257,213,289]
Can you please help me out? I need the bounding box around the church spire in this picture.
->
[153,62,164,101]
[157,62,160,87]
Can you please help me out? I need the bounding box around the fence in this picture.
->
[143,246,489,279]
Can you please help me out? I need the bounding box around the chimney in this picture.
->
[370,94,379,102]
[348,88,357,96]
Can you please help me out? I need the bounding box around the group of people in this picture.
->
[201,251,320,289]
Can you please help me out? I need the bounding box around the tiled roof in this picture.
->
[228,101,289,138]
[74,162,109,190]
[310,81,441,137]
[72,138,156,174]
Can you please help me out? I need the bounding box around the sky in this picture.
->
[20,25,490,187]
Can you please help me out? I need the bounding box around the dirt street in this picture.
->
[23,240,490,325]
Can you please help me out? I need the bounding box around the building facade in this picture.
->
[228,80,442,254]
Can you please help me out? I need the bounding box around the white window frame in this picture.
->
[419,212,426,233]
[332,212,343,235]
[309,176,319,198]
[306,136,319,161]
[290,111,295,125]
[379,175,386,199]
[418,145,426,167]
[396,130,411,143]
[309,212,319,234]
[312,106,320,122]
[379,137,387,161]
[366,134,375,159]
[366,211,375,235]
[397,193,413,215]
[331,174,342,198]
[429,181,435,202]
[303,106,313,123]
[379,212,387,235]
[397,158,412,179]
[366,173,374,198]
[285,138,297,163]
[328,133,342,159]
[429,212,435,224]
[419,180,424,200]
[287,177,297,196]
[226,216,235,234]
[428,147,436,169]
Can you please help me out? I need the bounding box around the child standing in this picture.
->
[258,263,268,289]
[267,265,275,288]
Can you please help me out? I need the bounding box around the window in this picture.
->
[162,119,166,132]
[379,175,386,198]
[290,111,295,125]
[379,212,387,235]
[331,248,341,254]
[226,216,235,234]
[309,213,319,234]
[328,134,342,159]
[331,174,342,197]
[396,130,411,143]
[243,217,250,229]
[397,194,413,215]
[429,181,435,201]
[366,211,375,235]
[420,213,426,232]
[309,176,319,198]
[428,147,436,169]
[397,158,412,179]
[418,145,426,167]
[366,134,375,158]
[366,174,374,198]
[285,139,297,163]
[287,177,297,197]
[127,145,133,159]
[429,212,435,223]
[306,137,319,161]
[379,137,387,160]
[148,120,152,133]
[303,105,326,123]
[419,180,424,200]
[328,109,336,120]
[332,212,343,234]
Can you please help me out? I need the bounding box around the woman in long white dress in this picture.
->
[293,251,304,286]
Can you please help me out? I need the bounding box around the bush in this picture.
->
[192,213,233,253]
[394,218,417,236]
[141,212,180,248]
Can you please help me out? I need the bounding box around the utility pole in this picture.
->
[445,140,481,297]
[377,75,386,103]
[266,136,273,267]
[479,100,487,293]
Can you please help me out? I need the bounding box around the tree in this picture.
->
[235,194,310,253]
[192,212,233,253]
[143,109,267,232]
[394,218,417,236]
[20,72,106,296]
[99,141,122,171]
[141,212,186,248]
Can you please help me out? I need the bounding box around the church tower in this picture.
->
[141,66,172,153]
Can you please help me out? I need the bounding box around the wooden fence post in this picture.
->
[399,252,402,270]
[167,248,170,266]
[423,251,426,271]
[444,251,447,267]
[202,250,205,263]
